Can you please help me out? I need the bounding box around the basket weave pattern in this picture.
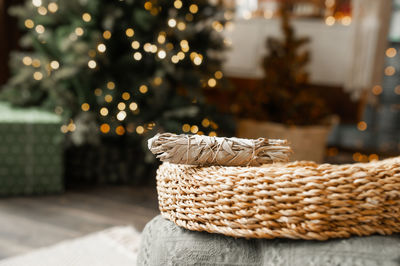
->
[156,157,400,240]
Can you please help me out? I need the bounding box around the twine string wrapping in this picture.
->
[186,135,190,164]
[148,133,292,166]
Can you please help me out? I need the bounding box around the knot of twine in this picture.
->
[148,133,292,167]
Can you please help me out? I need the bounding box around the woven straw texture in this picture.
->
[156,157,400,240]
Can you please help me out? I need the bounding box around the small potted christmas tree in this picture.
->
[236,2,333,162]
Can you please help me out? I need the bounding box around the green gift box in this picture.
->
[0,102,64,196]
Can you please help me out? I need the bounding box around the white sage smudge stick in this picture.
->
[148,133,292,166]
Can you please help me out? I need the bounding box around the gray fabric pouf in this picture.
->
[137,215,400,266]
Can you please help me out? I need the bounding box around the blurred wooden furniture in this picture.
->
[0,186,158,259]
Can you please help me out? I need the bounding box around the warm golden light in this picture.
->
[209,131,217,137]
[341,16,352,26]
[116,126,125,135]
[171,55,179,63]
[369,154,379,161]
[117,111,127,121]
[32,0,42,7]
[224,11,234,20]
[190,125,199,134]
[201,118,210,127]
[352,152,362,161]
[144,1,152,10]
[22,56,33,65]
[35,25,45,34]
[107,81,115,90]
[182,124,190,132]
[67,123,76,132]
[264,10,273,19]
[386,48,397,58]
[100,107,109,116]
[193,56,202,65]
[171,55,179,64]
[24,19,34,29]
[131,41,140,49]
[150,8,158,16]
[33,71,43,80]
[97,43,106,53]
[180,40,189,51]
[395,85,400,95]
[136,126,144,134]
[103,31,112,39]
[157,33,166,44]
[357,121,367,131]
[48,2,58,12]
[81,103,90,111]
[154,77,162,86]
[327,147,338,157]
[125,28,134,37]
[38,6,47,15]
[139,85,148,93]
[177,22,186,31]
[50,60,60,69]
[177,51,185,60]
[129,102,138,111]
[212,21,223,32]
[104,94,113,102]
[214,71,223,79]
[325,16,335,26]
[122,92,130,100]
[208,78,217,87]
[60,125,68,133]
[32,59,41,67]
[157,50,166,59]
[189,4,198,13]
[174,0,182,9]
[225,21,234,31]
[88,60,97,69]
[242,11,251,20]
[75,27,84,36]
[372,85,382,95]
[100,123,110,133]
[133,52,142,60]
[82,13,91,22]
[168,19,176,27]
[143,43,152,52]
[384,66,396,76]
[94,88,102,96]
[118,102,126,110]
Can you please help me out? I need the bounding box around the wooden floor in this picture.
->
[0,186,159,260]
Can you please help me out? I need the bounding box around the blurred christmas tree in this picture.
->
[2,0,233,182]
[235,1,329,126]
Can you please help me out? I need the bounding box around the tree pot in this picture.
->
[237,119,332,163]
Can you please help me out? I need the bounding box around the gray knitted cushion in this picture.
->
[137,215,400,266]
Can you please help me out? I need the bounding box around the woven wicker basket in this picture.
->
[156,157,400,240]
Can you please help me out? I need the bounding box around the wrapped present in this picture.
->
[0,102,64,196]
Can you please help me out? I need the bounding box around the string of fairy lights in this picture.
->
[20,0,230,138]
[356,47,400,133]
[326,46,400,162]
